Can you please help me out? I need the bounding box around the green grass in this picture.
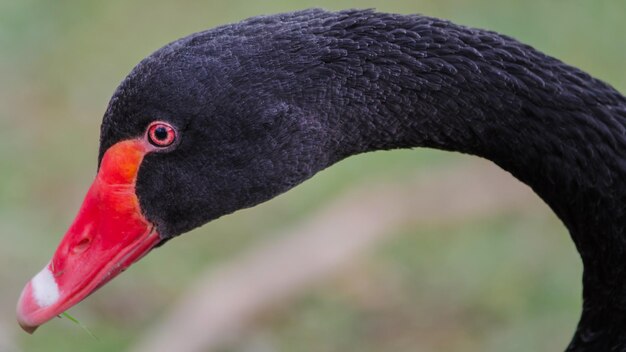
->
[60,312,99,341]
[218,214,580,352]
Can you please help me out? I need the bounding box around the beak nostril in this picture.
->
[72,238,91,254]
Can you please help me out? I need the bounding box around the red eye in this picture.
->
[147,122,176,147]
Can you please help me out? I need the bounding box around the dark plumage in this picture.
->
[29,8,626,349]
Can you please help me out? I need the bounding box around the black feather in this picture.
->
[99,9,626,350]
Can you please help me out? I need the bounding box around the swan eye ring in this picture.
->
[147,121,176,147]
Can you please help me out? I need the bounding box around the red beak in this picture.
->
[16,139,161,333]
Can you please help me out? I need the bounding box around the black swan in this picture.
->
[16,9,626,351]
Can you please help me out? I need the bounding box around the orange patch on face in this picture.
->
[98,140,148,185]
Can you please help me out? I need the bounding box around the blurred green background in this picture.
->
[1,0,624,351]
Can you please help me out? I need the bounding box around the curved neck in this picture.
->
[300,15,626,349]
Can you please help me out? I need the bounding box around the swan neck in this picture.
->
[321,20,626,252]
[314,19,626,348]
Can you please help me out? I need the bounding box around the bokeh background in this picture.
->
[1,0,625,351]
